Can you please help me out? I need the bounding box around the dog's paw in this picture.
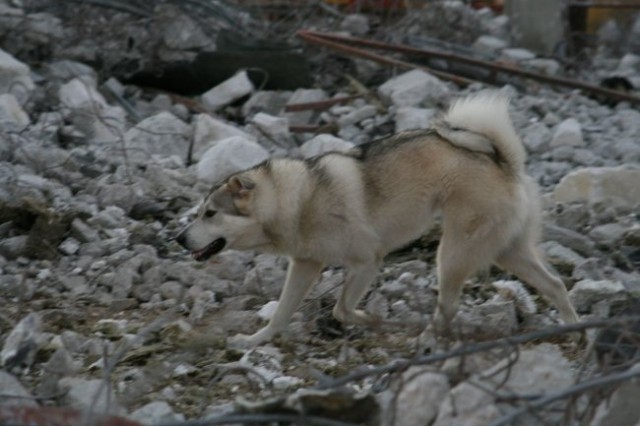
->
[333,307,381,326]
[354,309,383,326]
[227,328,274,350]
[227,333,260,350]
[431,311,448,334]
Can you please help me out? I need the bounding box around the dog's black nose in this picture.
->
[174,231,187,248]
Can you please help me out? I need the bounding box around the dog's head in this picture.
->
[175,170,271,261]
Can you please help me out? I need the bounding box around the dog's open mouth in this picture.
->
[191,238,226,261]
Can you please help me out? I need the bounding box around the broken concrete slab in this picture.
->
[201,70,254,111]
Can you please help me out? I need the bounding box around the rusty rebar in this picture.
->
[298,30,640,105]
[567,1,640,8]
[298,31,477,86]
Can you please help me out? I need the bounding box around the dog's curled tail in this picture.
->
[441,92,526,177]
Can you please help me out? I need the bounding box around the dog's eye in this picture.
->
[204,210,216,218]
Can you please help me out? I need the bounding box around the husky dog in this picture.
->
[176,93,580,347]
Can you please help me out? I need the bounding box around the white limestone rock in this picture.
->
[395,107,436,131]
[552,166,640,209]
[251,112,291,145]
[0,93,29,132]
[202,70,254,111]
[124,111,191,165]
[551,118,585,148]
[299,134,355,158]
[569,279,628,313]
[192,113,255,161]
[378,69,449,108]
[197,136,269,184]
[0,48,35,104]
[395,369,450,426]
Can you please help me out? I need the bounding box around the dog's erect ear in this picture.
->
[227,175,255,197]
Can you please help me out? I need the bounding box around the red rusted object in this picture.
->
[567,1,640,8]
[324,0,406,10]
[298,31,476,87]
[298,30,640,105]
[0,405,144,426]
[470,0,504,13]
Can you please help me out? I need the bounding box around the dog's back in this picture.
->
[350,94,534,257]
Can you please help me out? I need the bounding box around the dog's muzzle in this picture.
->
[190,238,226,261]
[174,229,226,262]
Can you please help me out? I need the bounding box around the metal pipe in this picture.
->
[297,31,477,86]
[299,30,640,105]
[567,1,640,8]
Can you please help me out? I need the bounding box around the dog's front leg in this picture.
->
[229,258,323,349]
[332,259,381,326]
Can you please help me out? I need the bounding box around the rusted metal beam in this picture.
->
[567,1,640,8]
[0,405,143,426]
[297,31,477,87]
[299,30,640,105]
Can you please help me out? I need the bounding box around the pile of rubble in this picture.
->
[1,1,640,425]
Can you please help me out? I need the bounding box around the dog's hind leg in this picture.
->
[333,259,381,326]
[434,241,490,333]
[229,258,323,348]
[495,243,579,325]
[433,215,506,333]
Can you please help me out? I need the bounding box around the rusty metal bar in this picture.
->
[285,94,362,112]
[298,30,640,105]
[297,31,477,87]
[567,1,640,8]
